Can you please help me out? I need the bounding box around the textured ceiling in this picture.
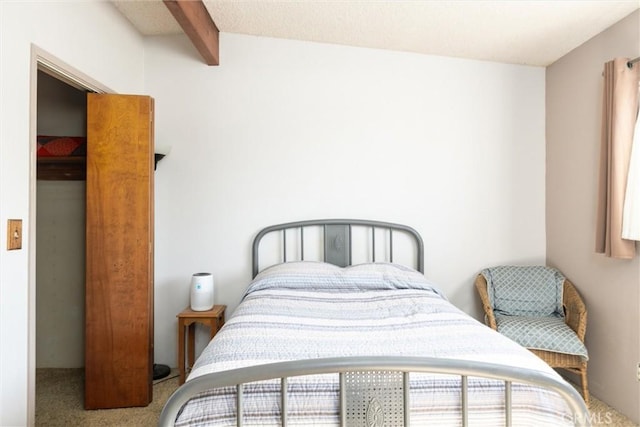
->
[112,0,640,66]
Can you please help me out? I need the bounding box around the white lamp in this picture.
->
[190,272,214,311]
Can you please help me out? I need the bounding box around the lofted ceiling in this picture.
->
[112,0,640,67]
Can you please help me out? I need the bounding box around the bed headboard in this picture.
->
[252,219,424,278]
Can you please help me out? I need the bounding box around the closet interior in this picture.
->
[36,70,87,371]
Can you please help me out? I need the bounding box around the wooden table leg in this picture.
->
[187,323,196,377]
[178,319,186,385]
[209,318,217,340]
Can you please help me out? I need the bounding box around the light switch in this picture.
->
[7,219,22,250]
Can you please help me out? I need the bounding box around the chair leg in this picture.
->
[580,367,589,408]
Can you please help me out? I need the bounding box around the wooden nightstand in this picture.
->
[177,305,226,384]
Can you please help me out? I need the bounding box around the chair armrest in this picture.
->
[563,279,587,342]
[474,274,497,330]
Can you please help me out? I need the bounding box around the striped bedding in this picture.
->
[176,262,574,426]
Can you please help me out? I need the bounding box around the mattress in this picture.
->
[176,262,574,426]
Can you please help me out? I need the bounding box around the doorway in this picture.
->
[28,45,111,424]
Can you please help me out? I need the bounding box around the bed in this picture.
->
[159,219,590,426]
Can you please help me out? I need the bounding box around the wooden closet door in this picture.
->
[85,94,154,409]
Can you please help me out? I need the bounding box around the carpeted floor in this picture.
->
[586,397,639,427]
[36,368,180,426]
[36,368,638,426]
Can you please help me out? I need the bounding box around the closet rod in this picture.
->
[628,56,640,68]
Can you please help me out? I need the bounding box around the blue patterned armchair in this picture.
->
[475,265,589,405]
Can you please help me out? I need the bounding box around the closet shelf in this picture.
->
[37,156,86,181]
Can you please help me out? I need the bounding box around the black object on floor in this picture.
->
[153,363,170,380]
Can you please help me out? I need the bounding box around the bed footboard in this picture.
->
[158,356,590,427]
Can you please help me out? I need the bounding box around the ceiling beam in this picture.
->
[163,0,219,66]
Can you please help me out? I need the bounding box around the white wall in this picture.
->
[0,2,145,424]
[145,34,547,367]
[546,10,640,423]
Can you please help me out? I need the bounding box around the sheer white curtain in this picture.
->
[622,99,640,240]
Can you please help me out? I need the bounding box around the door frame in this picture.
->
[28,44,113,425]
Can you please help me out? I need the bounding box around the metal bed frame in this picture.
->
[159,219,590,426]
